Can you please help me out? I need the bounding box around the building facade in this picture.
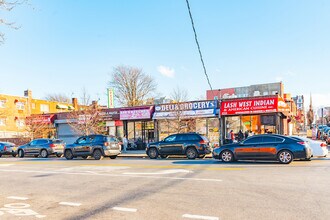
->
[0,90,74,139]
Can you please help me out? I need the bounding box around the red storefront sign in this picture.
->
[221,97,279,116]
[26,114,57,124]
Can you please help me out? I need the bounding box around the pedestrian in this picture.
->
[244,130,249,139]
[123,135,128,152]
[238,130,244,141]
[230,130,235,141]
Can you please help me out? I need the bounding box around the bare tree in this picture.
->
[44,93,71,103]
[170,87,188,103]
[0,0,25,44]
[66,88,105,136]
[109,65,157,107]
[25,115,51,140]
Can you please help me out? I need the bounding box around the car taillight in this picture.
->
[297,141,305,145]
[200,140,207,145]
[50,144,55,148]
[104,142,109,147]
[4,146,7,151]
[320,143,327,147]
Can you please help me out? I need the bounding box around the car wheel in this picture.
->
[34,155,39,158]
[160,155,168,159]
[220,150,234,163]
[186,147,198,160]
[64,150,74,160]
[93,149,103,160]
[81,156,88,159]
[147,148,158,159]
[278,150,293,164]
[40,149,48,158]
[109,155,117,159]
[18,150,24,158]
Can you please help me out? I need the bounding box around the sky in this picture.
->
[0,0,329,111]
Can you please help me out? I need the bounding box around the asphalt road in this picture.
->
[0,156,329,220]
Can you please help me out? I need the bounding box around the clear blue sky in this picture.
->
[1,0,329,109]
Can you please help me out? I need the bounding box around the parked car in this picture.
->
[213,134,312,164]
[292,136,328,157]
[0,142,17,157]
[64,135,121,160]
[146,132,212,160]
[17,139,65,158]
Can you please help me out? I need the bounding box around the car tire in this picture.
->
[147,148,158,159]
[109,155,117,159]
[81,156,88,159]
[277,150,293,164]
[93,149,103,160]
[64,150,74,160]
[220,150,234,163]
[18,150,24,158]
[160,155,168,159]
[186,147,198,160]
[40,149,48,158]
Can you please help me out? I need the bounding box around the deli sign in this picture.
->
[155,100,217,112]
[221,97,279,115]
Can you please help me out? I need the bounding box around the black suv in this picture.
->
[64,135,121,160]
[146,133,211,159]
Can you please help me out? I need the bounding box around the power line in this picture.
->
[185,0,214,93]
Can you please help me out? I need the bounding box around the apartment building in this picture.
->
[0,90,74,138]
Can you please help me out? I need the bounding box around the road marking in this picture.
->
[7,196,28,201]
[182,214,219,220]
[112,207,137,212]
[123,169,192,175]
[36,215,46,218]
[0,164,14,167]
[59,202,81,207]
[0,169,223,182]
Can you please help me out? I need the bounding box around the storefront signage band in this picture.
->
[221,97,279,116]
[155,100,217,112]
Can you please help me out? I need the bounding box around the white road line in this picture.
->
[0,164,14,167]
[59,202,81,207]
[7,196,28,200]
[0,169,223,182]
[182,214,219,220]
[112,207,137,212]
[123,169,192,175]
[36,215,47,218]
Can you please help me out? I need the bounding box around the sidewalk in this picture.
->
[118,150,213,159]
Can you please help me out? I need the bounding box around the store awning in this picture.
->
[153,109,217,120]
[56,104,68,109]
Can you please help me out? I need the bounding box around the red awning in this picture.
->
[26,114,57,124]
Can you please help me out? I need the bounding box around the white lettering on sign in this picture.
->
[157,101,216,112]
[224,102,237,108]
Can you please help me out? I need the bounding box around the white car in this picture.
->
[292,136,328,157]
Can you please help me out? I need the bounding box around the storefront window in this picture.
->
[224,114,279,143]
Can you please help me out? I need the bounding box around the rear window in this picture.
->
[106,136,118,142]
[53,140,64,144]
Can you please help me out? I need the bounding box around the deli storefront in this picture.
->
[153,100,220,145]
[220,96,290,143]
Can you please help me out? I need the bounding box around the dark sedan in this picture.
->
[213,134,312,164]
[0,142,17,157]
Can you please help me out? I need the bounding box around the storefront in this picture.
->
[98,108,123,137]
[120,106,155,149]
[26,114,57,139]
[153,100,220,145]
[220,96,290,143]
